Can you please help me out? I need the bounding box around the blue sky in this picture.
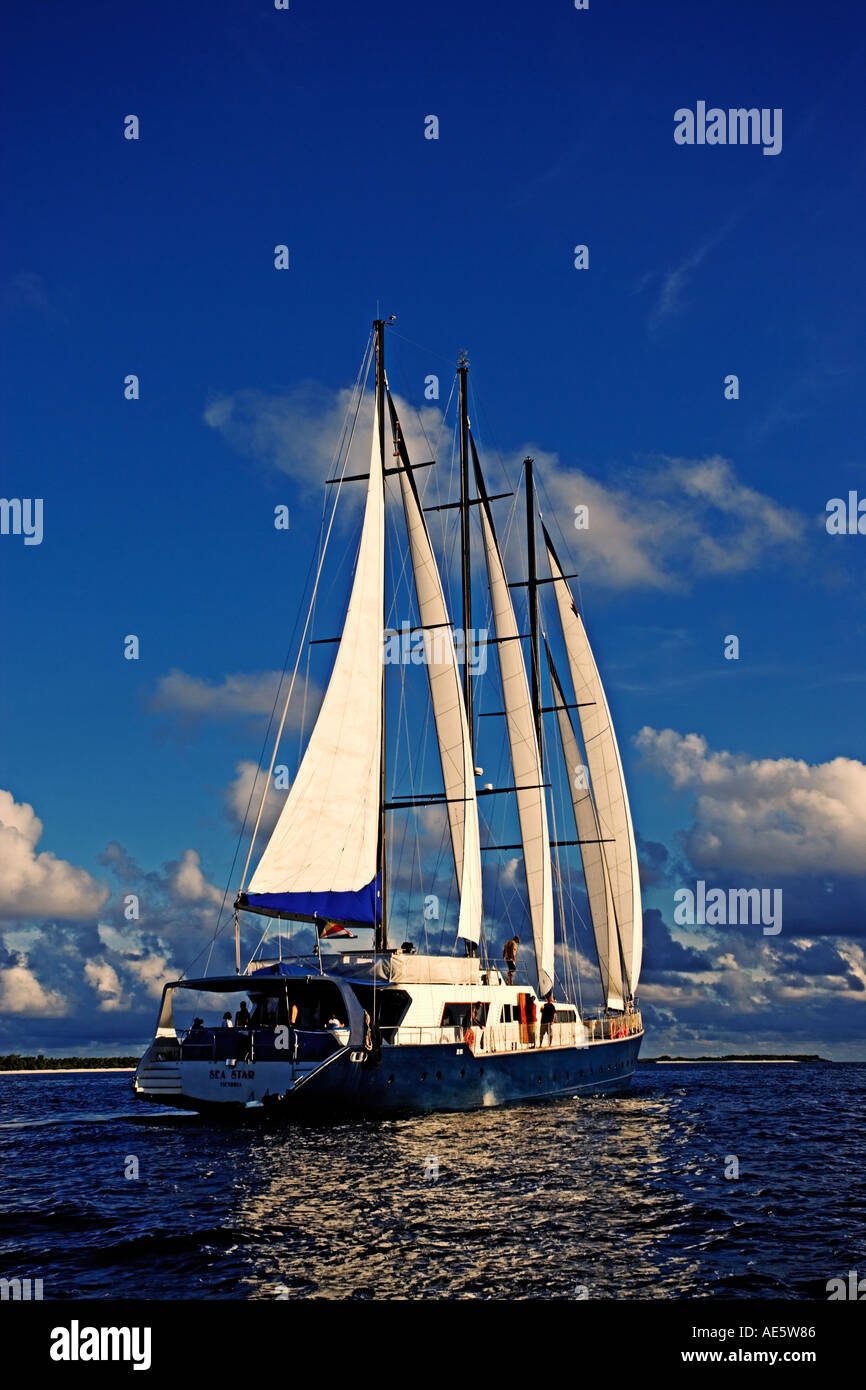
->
[1,0,864,1056]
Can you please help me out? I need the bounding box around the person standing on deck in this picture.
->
[540,991,556,1046]
[503,935,520,985]
[526,994,537,1047]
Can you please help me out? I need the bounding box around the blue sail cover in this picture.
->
[244,874,381,925]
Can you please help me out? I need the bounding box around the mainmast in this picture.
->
[374,317,388,952]
[524,458,543,763]
[457,354,474,748]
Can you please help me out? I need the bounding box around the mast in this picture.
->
[374,318,388,952]
[457,354,474,748]
[525,458,543,763]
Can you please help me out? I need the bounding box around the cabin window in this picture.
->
[349,986,411,1029]
[440,1002,488,1027]
[554,1009,576,1024]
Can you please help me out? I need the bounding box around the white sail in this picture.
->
[478,484,554,996]
[546,647,625,1010]
[395,425,482,943]
[246,403,385,923]
[544,528,642,993]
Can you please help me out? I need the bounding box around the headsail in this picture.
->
[390,393,482,944]
[475,446,554,996]
[545,642,625,1009]
[543,525,642,993]
[245,402,386,923]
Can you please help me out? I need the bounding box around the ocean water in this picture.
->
[0,1063,863,1300]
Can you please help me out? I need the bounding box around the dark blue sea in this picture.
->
[1,1063,863,1300]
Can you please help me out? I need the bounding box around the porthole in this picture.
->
[435,1071,442,1081]
[537,1076,542,1085]
[479,1067,485,1077]
[460,1068,466,1078]
[387,1074,395,1084]
[420,1071,427,1081]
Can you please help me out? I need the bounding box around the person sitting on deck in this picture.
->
[222,1011,233,1028]
[187,1018,209,1042]
[503,935,520,985]
[540,991,556,1047]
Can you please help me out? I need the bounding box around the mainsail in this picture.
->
[545,643,625,1009]
[475,449,554,996]
[390,395,482,944]
[245,402,385,923]
[543,525,642,993]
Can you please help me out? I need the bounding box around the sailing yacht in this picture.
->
[134,320,644,1116]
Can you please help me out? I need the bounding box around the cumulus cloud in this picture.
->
[0,789,109,921]
[84,958,124,1011]
[0,956,67,1016]
[167,848,224,907]
[635,728,866,876]
[204,383,445,495]
[204,378,805,593]
[537,453,804,590]
[150,669,322,727]
[223,759,288,836]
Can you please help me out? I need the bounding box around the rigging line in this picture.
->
[244,917,274,973]
[386,353,443,470]
[532,467,589,622]
[386,326,460,372]
[237,336,374,898]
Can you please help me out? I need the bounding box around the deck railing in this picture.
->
[391,1012,642,1055]
[179,1026,339,1064]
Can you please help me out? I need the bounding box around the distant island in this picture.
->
[0,1054,140,1071]
[641,1053,828,1063]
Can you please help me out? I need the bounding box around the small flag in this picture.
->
[320,922,356,938]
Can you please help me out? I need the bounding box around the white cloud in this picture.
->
[204,383,444,496]
[0,789,109,921]
[125,952,173,999]
[635,728,866,874]
[150,669,321,725]
[0,956,67,1016]
[223,759,288,837]
[539,453,805,590]
[84,959,124,1011]
[168,849,223,907]
[205,380,805,594]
